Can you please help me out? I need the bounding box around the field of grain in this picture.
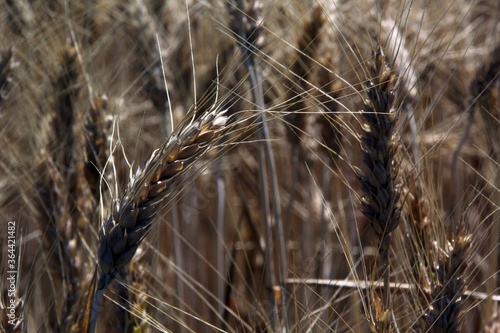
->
[0,0,499,332]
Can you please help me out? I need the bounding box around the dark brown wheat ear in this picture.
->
[355,46,402,332]
[83,107,230,333]
[357,47,402,246]
[425,224,471,333]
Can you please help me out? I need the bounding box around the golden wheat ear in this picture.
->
[85,107,230,332]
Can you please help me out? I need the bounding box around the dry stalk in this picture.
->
[355,46,402,331]
[85,108,230,333]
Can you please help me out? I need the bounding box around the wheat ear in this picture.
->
[285,3,325,146]
[84,108,229,333]
[426,225,471,333]
[32,44,83,330]
[355,46,402,330]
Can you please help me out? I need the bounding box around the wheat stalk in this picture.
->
[228,1,289,329]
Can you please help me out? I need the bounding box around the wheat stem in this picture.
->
[230,0,288,329]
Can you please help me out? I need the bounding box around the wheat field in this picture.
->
[0,0,499,332]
